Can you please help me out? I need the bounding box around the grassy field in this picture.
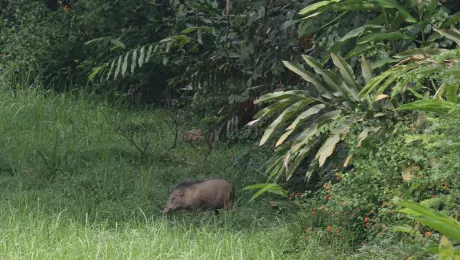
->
[0,86,360,259]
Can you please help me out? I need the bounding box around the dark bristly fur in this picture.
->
[173,179,208,189]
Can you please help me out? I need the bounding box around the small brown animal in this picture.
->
[163,178,235,214]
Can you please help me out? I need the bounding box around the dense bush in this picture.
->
[0,0,174,103]
[292,113,460,257]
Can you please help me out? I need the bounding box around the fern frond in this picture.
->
[420,197,442,208]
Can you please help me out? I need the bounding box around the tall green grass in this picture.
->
[0,205,361,260]
[0,86,361,259]
[0,87,266,221]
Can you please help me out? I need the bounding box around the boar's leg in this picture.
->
[223,198,233,210]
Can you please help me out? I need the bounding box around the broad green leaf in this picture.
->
[322,2,380,12]
[434,28,460,46]
[423,243,441,255]
[283,61,334,99]
[260,99,312,146]
[255,90,309,104]
[254,97,302,120]
[396,100,456,114]
[291,110,342,152]
[122,53,129,76]
[377,0,417,23]
[441,12,460,28]
[331,118,354,135]
[162,56,169,65]
[291,123,319,152]
[276,104,326,147]
[131,49,137,74]
[302,55,352,101]
[357,127,380,147]
[391,225,414,233]
[267,155,284,171]
[390,11,405,32]
[446,85,459,103]
[181,26,212,34]
[360,65,411,97]
[286,143,315,180]
[358,32,412,44]
[388,65,419,99]
[370,58,399,70]
[315,134,341,166]
[305,160,319,180]
[88,65,105,83]
[434,83,448,100]
[84,37,108,46]
[286,104,326,130]
[393,48,447,58]
[298,0,341,15]
[377,66,416,95]
[114,56,122,80]
[243,183,271,190]
[316,119,354,167]
[328,24,382,53]
[315,110,342,125]
[197,28,203,44]
[247,183,285,201]
[361,55,373,84]
[360,69,392,96]
[106,60,115,81]
[138,46,145,68]
[146,45,153,62]
[394,198,460,238]
[424,0,439,19]
[344,44,376,59]
[405,88,424,99]
[299,12,323,20]
[268,160,285,183]
[166,41,172,53]
[110,39,126,49]
[410,216,460,242]
[331,54,360,99]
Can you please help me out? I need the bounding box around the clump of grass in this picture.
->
[0,203,358,259]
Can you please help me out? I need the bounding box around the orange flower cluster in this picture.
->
[322,183,332,200]
[288,192,303,201]
[336,172,341,180]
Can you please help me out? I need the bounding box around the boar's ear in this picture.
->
[179,188,185,196]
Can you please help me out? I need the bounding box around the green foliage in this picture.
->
[85,0,317,138]
[394,198,460,258]
[246,53,394,192]
[289,113,460,257]
[0,0,173,103]
[359,29,460,115]
[298,0,460,67]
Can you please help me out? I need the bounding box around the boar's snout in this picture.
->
[163,207,170,214]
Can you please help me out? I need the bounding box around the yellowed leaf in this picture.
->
[269,201,279,209]
[247,119,260,126]
[343,154,352,167]
[402,165,413,181]
[375,94,389,102]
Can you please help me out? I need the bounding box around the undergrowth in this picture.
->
[0,85,364,259]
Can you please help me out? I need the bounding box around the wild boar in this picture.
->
[162,178,235,214]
